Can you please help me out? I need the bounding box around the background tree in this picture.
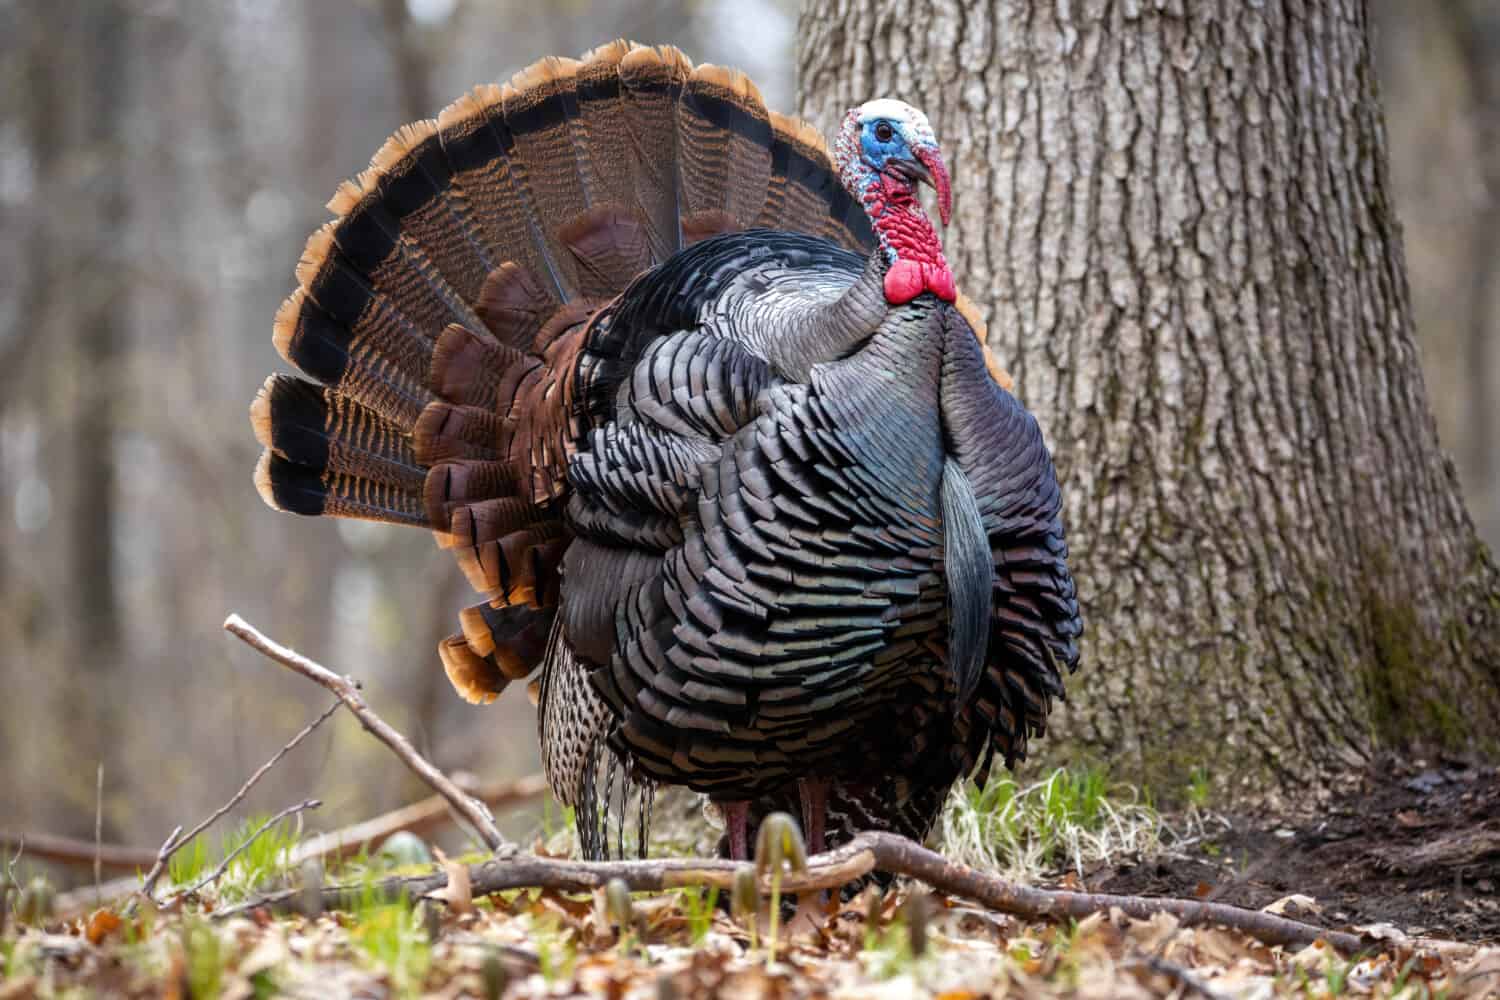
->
[798,0,1500,795]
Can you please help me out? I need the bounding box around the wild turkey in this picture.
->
[250,41,1082,863]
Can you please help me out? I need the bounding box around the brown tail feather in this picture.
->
[617,45,693,263]
[441,600,556,704]
[328,122,496,310]
[435,85,571,301]
[678,65,773,237]
[560,207,654,299]
[412,402,505,464]
[428,322,527,410]
[475,263,558,349]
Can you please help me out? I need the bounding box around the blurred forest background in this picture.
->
[0,0,1495,854]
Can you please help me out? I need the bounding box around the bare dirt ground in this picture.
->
[1092,758,1500,944]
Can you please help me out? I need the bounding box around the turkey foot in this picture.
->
[798,778,831,856]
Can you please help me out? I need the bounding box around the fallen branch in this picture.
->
[224,613,510,855]
[215,831,1373,954]
[0,831,157,872]
[290,774,548,865]
[859,833,1365,952]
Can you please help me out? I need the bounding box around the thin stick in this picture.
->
[131,825,183,915]
[215,831,1390,955]
[94,763,104,905]
[132,697,341,909]
[223,613,509,854]
[179,799,321,898]
[1126,954,1230,1000]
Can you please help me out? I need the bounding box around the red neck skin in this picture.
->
[862,172,956,305]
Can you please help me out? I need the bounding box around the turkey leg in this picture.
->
[798,778,831,856]
[723,800,750,860]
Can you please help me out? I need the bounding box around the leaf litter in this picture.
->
[3,875,1497,998]
[3,762,1496,996]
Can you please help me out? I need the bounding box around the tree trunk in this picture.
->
[25,1,131,834]
[798,0,1500,796]
[1451,0,1500,548]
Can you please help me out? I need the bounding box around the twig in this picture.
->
[1126,953,1230,1000]
[94,763,104,905]
[223,613,510,854]
[134,824,183,913]
[214,831,1382,954]
[179,799,321,899]
[131,696,341,911]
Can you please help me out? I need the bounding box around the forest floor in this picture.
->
[2,759,1498,998]
[1097,756,1500,944]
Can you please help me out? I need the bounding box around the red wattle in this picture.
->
[883,259,957,304]
[884,260,926,303]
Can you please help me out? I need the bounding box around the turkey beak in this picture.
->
[888,148,952,226]
[917,147,952,227]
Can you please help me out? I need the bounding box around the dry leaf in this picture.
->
[1262,893,1321,917]
[0,978,39,1000]
[1394,809,1428,829]
[238,934,290,978]
[423,847,473,916]
[1289,939,1330,969]
[1456,947,1500,994]
[84,908,122,946]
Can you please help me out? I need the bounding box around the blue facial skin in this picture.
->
[860,121,907,172]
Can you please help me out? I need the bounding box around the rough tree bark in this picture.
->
[798,0,1500,796]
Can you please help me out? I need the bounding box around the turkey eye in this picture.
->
[874,122,894,142]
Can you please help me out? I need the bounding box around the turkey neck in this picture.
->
[754,253,891,381]
[864,179,956,306]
